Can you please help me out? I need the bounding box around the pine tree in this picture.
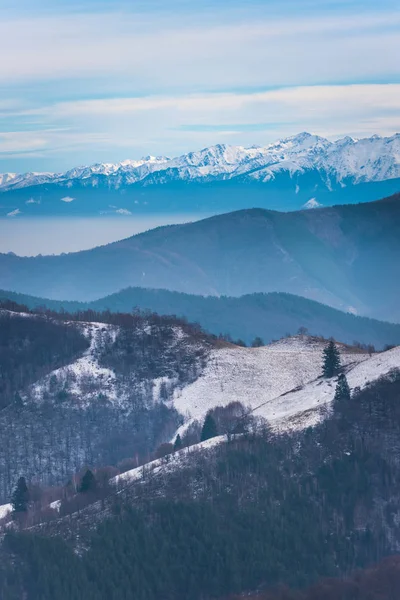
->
[334,373,351,403]
[11,476,29,514]
[201,413,218,442]
[251,337,264,348]
[173,434,183,451]
[322,340,341,378]
[79,469,97,494]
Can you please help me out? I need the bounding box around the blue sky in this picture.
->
[0,0,399,172]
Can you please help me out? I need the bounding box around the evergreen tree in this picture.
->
[334,373,351,403]
[173,434,183,451]
[251,337,264,348]
[11,477,29,514]
[322,340,341,378]
[201,413,218,442]
[79,469,97,494]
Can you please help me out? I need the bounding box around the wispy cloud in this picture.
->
[0,1,399,170]
[1,84,399,171]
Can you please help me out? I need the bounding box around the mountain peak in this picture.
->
[0,132,399,193]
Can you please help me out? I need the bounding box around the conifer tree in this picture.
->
[79,469,97,494]
[251,337,264,348]
[334,373,351,403]
[173,434,183,451]
[201,413,218,442]
[322,340,341,378]
[11,476,29,514]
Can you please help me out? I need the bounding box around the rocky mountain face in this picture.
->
[1,133,399,216]
[1,133,400,192]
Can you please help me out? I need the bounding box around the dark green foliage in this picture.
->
[79,470,97,494]
[201,413,218,441]
[322,340,341,378]
[334,373,351,404]
[11,477,29,514]
[174,434,183,451]
[251,336,265,347]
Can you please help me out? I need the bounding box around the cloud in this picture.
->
[115,208,132,215]
[7,208,21,217]
[25,198,41,204]
[0,9,398,91]
[60,196,75,202]
[0,2,399,170]
[1,83,400,171]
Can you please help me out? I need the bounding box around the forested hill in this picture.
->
[0,193,399,321]
[1,368,400,600]
[2,288,400,350]
[0,303,215,502]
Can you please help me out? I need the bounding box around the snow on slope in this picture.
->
[0,503,12,521]
[253,345,400,430]
[113,435,226,486]
[29,321,118,405]
[1,132,399,191]
[172,336,368,435]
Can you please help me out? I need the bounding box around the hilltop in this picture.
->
[1,194,400,321]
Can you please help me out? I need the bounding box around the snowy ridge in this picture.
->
[1,132,399,192]
[113,436,226,486]
[172,336,368,437]
[260,345,400,430]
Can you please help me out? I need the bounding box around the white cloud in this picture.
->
[25,198,40,204]
[7,208,21,217]
[1,84,400,170]
[60,196,75,202]
[0,10,398,90]
[115,208,132,215]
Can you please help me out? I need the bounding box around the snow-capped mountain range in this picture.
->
[1,132,400,192]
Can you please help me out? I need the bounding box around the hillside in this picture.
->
[1,193,399,321]
[0,305,214,502]
[1,363,400,600]
[0,300,386,504]
[2,288,399,350]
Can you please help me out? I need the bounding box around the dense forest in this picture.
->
[1,369,400,599]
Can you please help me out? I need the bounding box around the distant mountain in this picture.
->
[0,193,399,321]
[2,288,400,350]
[1,132,400,215]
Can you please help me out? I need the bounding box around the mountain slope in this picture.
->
[0,305,214,502]
[2,288,400,350]
[2,356,400,600]
[1,132,399,216]
[1,194,399,321]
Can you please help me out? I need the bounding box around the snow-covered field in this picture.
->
[258,345,400,430]
[172,336,368,435]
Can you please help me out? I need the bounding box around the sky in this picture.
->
[0,0,399,172]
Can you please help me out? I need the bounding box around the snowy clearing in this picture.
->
[172,336,368,435]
